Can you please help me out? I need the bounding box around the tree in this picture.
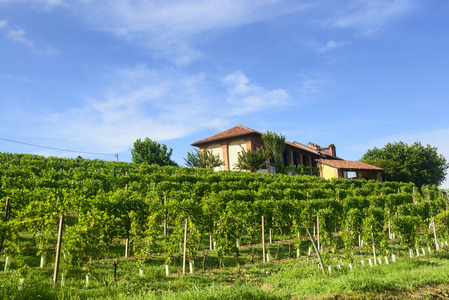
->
[361,141,448,188]
[234,146,267,173]
[261,130,286,173]
[184,149,223,169]
[131,138,178,166]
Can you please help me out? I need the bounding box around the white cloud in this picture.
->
[33,67,289,154]
[222,71,290,116]
[327,0,417,35]
[317,40,346,53]
[72,0,313,65]
[0,0,64,9]
[0,21,60,55]
[6,28,34,47]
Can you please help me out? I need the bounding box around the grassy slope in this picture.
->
[2,249,449,299]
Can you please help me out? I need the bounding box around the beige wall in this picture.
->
[206,143,224,171]
[228,139,246,170]
[320,164,338,180]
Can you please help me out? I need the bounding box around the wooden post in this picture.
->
[269,228,272,244]
[0,199,10,252]
[113,261,119,281]
[53,215,64,286]
[372,230,377,266]
[317,215,320,252]
[125,238,129,258]
[427,188,439,249]
[3,199,9,219]
[388,210,391,239]
[432,216,438,249]
[183,218,188,274]
[125,183,130,258]
[209,235,213,251]
[262,216,266,263]
[164,195,167,236]
[306,228,324,273]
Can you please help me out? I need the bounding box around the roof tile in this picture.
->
[317,160,384,170]
[191,125,263,146]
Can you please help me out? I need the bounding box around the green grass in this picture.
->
[3,247,449,299]
[2,231,449,299]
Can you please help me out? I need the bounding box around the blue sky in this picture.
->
[1,0,449,188]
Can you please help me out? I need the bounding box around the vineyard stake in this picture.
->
[53,214,64,286]
[371,230,377,266]
[209,235,213,251]
[432,216,438,249]
[269,228,272,244]
[164,195,167,236]
[125,184,130,258]
[306,228,324,273]
[125,238,129,258]
[0,198,10,252]
[262,215,266,263]
[388,210,391,239]
[183,218,188,274]
[317,215,320,252]
[427,187,439,249]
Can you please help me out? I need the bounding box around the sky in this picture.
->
[1,0,449,188]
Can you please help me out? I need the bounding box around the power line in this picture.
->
[0,137,118,157]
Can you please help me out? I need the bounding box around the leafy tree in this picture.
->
[131,138,178,166]
[261,130,285,173]
[184,148,223,169]
[234,146,267,173]
[361,141,448,188]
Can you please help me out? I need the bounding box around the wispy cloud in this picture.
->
[6,28,34,47]
[35,66,288,153]
[0,19,60,55]
[222,71,290,116]
[73,0,313,65]
[326,0,417,35]
[0,0,64,10]
[317,40,346,53]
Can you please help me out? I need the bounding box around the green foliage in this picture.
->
[131,137,178,166]
[362,206,387,255]
[261,130,285,173]
[361,141,448,188]
[184,148,223,169]
[393,215,420,249]
[234,146,267,173]
[278,165,312,176]
[1,151,449,281]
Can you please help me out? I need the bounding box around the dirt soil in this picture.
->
[320,283,449,300]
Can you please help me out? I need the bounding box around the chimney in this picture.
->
[308,142,320,149]
[328,144,336,157]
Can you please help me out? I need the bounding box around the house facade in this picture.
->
[317,160,384,182]
[191,125,384,181]
[191,125,339,173]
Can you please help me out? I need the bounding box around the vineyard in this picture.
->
[1,152,449,299]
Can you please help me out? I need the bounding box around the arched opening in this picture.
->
[282,150,289,167]
[293,152,299,166]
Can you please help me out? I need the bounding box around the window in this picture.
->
[343,171,357,179]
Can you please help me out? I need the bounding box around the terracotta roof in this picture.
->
[191,125,263,146]
[288,141,342,159]
[317,160,384,171]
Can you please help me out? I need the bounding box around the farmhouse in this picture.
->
[191,125,384,181]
